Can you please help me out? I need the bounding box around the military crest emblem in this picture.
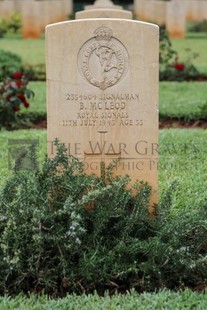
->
[78,26,129,90]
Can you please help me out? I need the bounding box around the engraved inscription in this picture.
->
[78,26,129,90]
[62,92,143,127]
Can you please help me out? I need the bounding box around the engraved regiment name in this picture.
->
[78,26,128,90]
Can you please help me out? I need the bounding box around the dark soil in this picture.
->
[159,118,207,129]
[30,118,207,130]
[31,118,47,129]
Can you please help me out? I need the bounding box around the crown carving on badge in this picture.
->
[94,26,113,41]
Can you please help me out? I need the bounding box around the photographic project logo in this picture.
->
[8,139,39,171]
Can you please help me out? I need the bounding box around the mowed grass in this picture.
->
[159,128,207,210]
[26,81,207,119]
[26,82,46,115]
[0,289,207,310]
[0,128,207,211]
[159,81,207,119]
[0,36,45,65]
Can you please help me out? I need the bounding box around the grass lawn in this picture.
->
[0,289,207,310]
[26,81,46,115]
[159,81,207,119]
[0,36,45,66]
[159,128,207,210]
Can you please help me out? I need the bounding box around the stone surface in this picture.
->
[143,0,156,22]
[64,0,73,19]
[185,0,203,22]
[203,1,207,20]
[134,0,146,20]
[76,9,132,19]
[21,0,72,38]
[49,0,64,23]
[76,0,131,19]
[134,0,166,24]
[46,19,159,210]
[154,0,166,26]
[13,0,23,13]
[166,0,186,38]
[39,1,50,32]
[196,0,207,21]
[85,0,122,10]
[0,0,15,18]
[22,0,42,38]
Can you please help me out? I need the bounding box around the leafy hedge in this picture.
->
[0,141,206,296]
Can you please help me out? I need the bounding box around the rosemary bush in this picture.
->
[0,141,206,296]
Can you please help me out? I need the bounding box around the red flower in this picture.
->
[11,72,23,79]
[6,94,12,100]
[17,93,26,102]
[174,63,185,71]
[15,81,23,88]
[13,107,20,112]
[23,101,30,108]
[17,93,30,108]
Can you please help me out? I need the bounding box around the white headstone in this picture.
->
[0,0,15,18]
[185,0,204,22]
[46,19,159,214]
[134,0,147,20]
[85,0,122,10]
[166,0,186,38]
[154,0,167,26]
[22,0,42,38]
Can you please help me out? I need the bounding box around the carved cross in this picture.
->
[84,130,121,177]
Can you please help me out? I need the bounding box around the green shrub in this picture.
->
[188,20,207,33]
[0,13,21,38]
[0,49,45,82]
[0,49,23,79]
[0,18,7,39]
[159,27,177,68]
[6,13,22,34]
[23,63,46,81]
[0,141,206,296]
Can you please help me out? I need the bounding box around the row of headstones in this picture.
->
[134,0,207,38]
[2,0,207,39]
[0,0,73,38]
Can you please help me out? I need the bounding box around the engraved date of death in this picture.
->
[61,119,143,127]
